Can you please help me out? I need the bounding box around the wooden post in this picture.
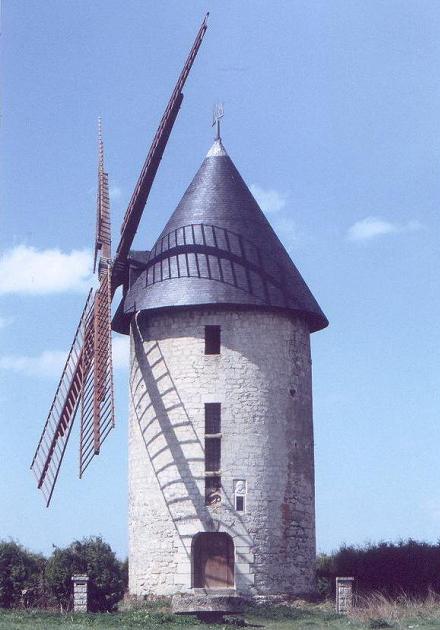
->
[71,574,89,612]
[336,577,354,614]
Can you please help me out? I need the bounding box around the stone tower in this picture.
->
[113,137,328,599]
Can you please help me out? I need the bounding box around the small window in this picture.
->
[205,325,221,354]
[234,480,247,513]
[235,495,245,512]
[205,403,221,434]
[205,438,221,472]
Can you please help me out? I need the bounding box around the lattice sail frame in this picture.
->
[31,14,209,506]
[80,265,114,477]
[79,118,115,477]
[30,266,115,506]
[94,119,111,273]
[31,123,115,506]
[30,290,94,506]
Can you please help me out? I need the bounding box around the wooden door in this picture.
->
[193,533,234,588]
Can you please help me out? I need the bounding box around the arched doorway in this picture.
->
[193,532,234,588]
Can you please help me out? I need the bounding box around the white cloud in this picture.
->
[0,336,129,379]
[347,216,422,242]
[250,184,287,213]
[0,245,93,295]
[109,185,122,200]
[112,335,130,370]
[0,350,67,378]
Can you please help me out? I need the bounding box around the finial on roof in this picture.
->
[207,104,227,157]
[212,103,224,141]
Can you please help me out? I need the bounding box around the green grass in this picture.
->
[1,600,440,630]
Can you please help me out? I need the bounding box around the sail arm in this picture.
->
[30,290,94,506]
[112,13,208,289]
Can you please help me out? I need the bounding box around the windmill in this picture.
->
[30,14,209,507]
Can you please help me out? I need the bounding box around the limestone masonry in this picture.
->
[128,308,316,596]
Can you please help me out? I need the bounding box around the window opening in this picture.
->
[205,438,221,472]
[205,403,221,434]
[205,325,221,354]
[234,479,247,513]
[205,403,222,505]
[235,495,245,512]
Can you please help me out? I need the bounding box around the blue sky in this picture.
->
[1,1,440,560]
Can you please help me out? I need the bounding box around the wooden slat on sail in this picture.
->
[79,265,114,477]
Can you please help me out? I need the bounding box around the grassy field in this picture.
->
[0,607,353,630]
[1,597,440,630]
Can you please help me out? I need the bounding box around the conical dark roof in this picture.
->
[114,139,328,333]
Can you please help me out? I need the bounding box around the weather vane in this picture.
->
[212,103,224,140]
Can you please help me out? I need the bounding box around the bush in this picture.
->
[0,540,45,608]
[317,539,440,598]
[45,536,125,611]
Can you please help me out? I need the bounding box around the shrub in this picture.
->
[0,540,45,608]
[45,536,125,611]
[317,539,440,598]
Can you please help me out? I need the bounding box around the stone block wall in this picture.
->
[128,307,315,597]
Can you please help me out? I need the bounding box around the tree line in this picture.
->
[2,536,439,610]
[0,536,126,611]
[317,539,440,598]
